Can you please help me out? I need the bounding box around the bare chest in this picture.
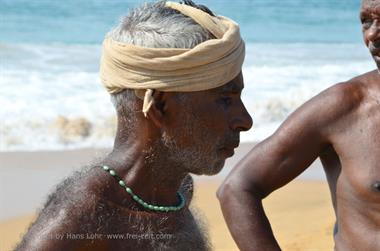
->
[90,203,210,251]
[323,131,380,249]
[330,100,380,198]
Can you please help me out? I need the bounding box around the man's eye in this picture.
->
[362,18,372,28]
[221,97,232,105]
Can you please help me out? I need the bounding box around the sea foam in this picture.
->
[0,42,376,151]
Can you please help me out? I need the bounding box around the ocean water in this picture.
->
[0,0,376,151]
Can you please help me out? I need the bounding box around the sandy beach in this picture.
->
[193,180,334,251]
[0,143,334,251]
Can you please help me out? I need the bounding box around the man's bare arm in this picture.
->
[217,83,357,251]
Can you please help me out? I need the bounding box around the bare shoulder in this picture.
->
[322,71,380,116]
[322,79,363,112]
[270,75,366,146]
[15,166,103,250]
[287,76,365,128]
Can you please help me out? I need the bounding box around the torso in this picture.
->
[16,171,210,251]
[320,71,380,251]
[83,199,210,251]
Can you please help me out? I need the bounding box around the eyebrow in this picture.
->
[221,82,244,93]
[360,7,380,19]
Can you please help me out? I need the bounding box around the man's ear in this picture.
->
[146,90,168,128]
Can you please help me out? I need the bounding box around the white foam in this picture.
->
[0,42,376,150]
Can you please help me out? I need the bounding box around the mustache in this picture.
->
[369,41,380,54]
[221,134,240,148]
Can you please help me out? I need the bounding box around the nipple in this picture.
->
[372,181,380,192]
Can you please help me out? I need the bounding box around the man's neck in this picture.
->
[103,142,188,208]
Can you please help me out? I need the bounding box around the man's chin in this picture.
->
[193,159,226,176]
[372,55,380,70]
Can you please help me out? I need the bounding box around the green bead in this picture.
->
[125,187,132,194]
[137,198,144,204]
[101,165,186,212]
[178,193,184,202]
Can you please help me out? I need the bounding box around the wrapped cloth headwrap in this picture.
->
[100,1,245,117]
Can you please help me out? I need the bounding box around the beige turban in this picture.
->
[100,1,245,116]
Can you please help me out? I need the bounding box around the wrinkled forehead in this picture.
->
[362,0,380,10]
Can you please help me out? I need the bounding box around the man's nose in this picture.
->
[230,101,253,132]
[367,19,380,42]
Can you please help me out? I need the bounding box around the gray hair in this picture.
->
[109,0,215,118]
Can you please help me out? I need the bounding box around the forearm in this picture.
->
[217,182,281,251]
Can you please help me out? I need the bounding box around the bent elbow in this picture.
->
[216,181,234,203]
[217,177,249,203]
[217,177,267,204]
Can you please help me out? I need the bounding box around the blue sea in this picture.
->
[0,0,376,151]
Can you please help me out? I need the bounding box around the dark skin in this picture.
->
[15,72,252,251]
[217,1,380,251]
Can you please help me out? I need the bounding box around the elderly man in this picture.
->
[218,0,380,250]
[15,1,252,250]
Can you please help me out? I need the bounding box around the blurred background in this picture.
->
[0,0,375,151]
[0,1,376,250]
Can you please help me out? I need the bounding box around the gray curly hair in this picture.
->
[108,0,216,120]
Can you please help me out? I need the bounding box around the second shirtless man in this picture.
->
[218,0,380,250]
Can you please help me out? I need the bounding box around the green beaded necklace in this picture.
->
[101,165,185,212]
